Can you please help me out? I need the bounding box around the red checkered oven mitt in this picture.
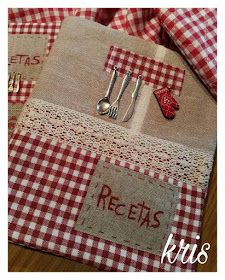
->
[154,87,179,119]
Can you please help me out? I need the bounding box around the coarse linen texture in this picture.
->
[8,17,216,272]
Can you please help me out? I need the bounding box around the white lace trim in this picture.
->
[16,98,214,188]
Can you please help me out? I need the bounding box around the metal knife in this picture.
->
[122,75,142,122]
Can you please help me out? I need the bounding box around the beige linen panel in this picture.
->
[31,17,216,153]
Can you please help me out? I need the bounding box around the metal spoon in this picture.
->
[97,66,118,115]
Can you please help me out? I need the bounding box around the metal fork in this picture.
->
[108,70,131,119]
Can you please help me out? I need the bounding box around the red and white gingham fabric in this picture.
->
[105,46,185,95]
[8,8,162,44]
[159,8,217,99]
[9,129,205,271]
[8,8,217,98]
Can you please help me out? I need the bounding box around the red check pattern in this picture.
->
[8,22,61,122]
[8,8,161,44]
[104,46,185,95]
[9,129,205,271]
[8,8,216,133]
[159,8,217,98]
[8,8,76,23]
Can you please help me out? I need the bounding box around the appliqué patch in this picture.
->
[8,34,48,80]
[104,46,185,96]
[75,160,179,255]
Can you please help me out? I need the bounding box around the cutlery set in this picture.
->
[97,66,142,121]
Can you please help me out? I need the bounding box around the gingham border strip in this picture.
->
[9,129,205,271]
[8,22,61,104]
[104,46,185,96]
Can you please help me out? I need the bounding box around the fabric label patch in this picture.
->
[8,34,48,80]
[75,160,179,255]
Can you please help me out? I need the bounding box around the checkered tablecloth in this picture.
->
[159,8,217,98]
[8,8,216,272]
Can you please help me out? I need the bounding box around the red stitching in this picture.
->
[78,161,180,253]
